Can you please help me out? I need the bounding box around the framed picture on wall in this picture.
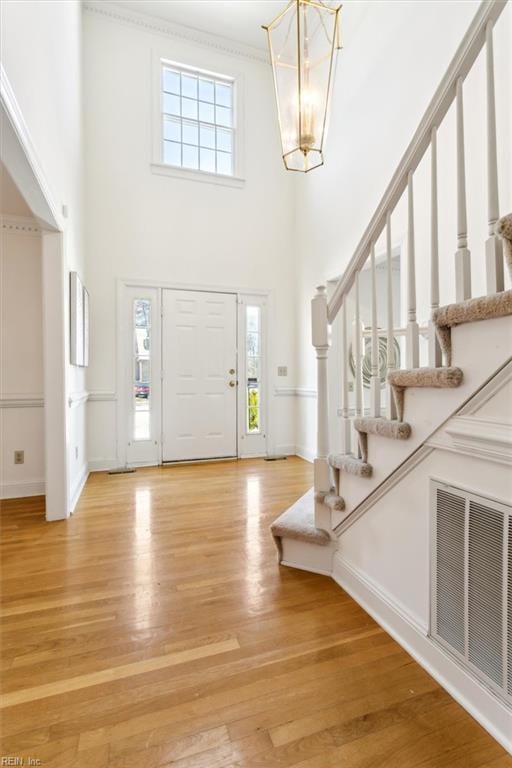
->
[70,272,90,367]
[70,271,84,366]
[83,286,90,367]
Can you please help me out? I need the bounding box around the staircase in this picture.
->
[270,0,512,571]
[268,5,512,750]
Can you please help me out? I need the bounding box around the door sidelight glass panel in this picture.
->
[133,298,151,441]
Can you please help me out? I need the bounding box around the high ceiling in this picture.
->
[111,1,298,52]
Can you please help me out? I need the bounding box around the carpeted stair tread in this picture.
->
[354,417,411,440]
[316,490,346,511]
[328,454,373,477]
[433,290,512,329]
[270,490,331,547]
[433,290,512,364]
[388,367,463,389]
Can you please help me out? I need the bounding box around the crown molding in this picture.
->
[0,214,41,234]
[83,1,269,64]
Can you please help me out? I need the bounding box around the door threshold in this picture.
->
[162,456,238,467]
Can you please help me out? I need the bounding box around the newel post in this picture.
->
[312,285,331,532]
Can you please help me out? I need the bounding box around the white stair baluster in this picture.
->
[485,20,504,294]
[353,271,364,456]
[311,285,332,532]
[370,243,381,417]
[406,172,420,369]
[386,212,397,419]
[429,127,442,367]
[455,77,472,301]
[340,299,351,454]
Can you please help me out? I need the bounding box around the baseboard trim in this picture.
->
[295,445,315,463]
[280,559,333,577]
[274,444,296,457]
[0,481,45,499]
[69,464,89,514]
[332,553,512,755]
[88,459,123,473]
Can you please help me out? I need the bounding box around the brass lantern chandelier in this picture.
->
[263,0,342,173]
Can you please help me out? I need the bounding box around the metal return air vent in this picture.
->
[431,481,511,706]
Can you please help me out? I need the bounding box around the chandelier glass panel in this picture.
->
[264,0,342,172]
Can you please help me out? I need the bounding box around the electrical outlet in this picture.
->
[14,450,24,465]
[277,366,288,377]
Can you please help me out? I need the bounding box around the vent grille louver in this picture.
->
[435,490,465,655]
[431,482,511,707]
[468,502,503,687]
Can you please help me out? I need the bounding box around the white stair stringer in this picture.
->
[330,313,512,529]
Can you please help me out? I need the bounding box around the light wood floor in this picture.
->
[1,457,510,767]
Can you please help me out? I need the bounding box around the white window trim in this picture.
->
[151,52,245,188]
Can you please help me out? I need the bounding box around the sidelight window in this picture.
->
[246,305,261,434]
[133,298,152,441]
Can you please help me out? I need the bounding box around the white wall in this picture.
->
[0,222,44,497]
[1,0,87,511]
[294,1,512,459]
[83,6,297,467]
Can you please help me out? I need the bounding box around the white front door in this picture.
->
[162,289,237,461]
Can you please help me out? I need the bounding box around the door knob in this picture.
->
[229,380,236,388]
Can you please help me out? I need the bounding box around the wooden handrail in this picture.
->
[327,0,507,325]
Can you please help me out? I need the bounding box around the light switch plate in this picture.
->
[277,366,288,377]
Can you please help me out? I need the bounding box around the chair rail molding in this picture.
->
[88,391,117,402]
[274,386,317,398]
[0,394,44,408]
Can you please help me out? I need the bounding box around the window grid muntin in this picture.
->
[162,65,234,177]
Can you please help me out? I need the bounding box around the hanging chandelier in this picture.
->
[263,0,342,173]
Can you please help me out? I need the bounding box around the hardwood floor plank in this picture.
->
[1,458,510,767]
[0,637,240,708]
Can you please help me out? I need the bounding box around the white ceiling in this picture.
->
[111,1,293,51]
